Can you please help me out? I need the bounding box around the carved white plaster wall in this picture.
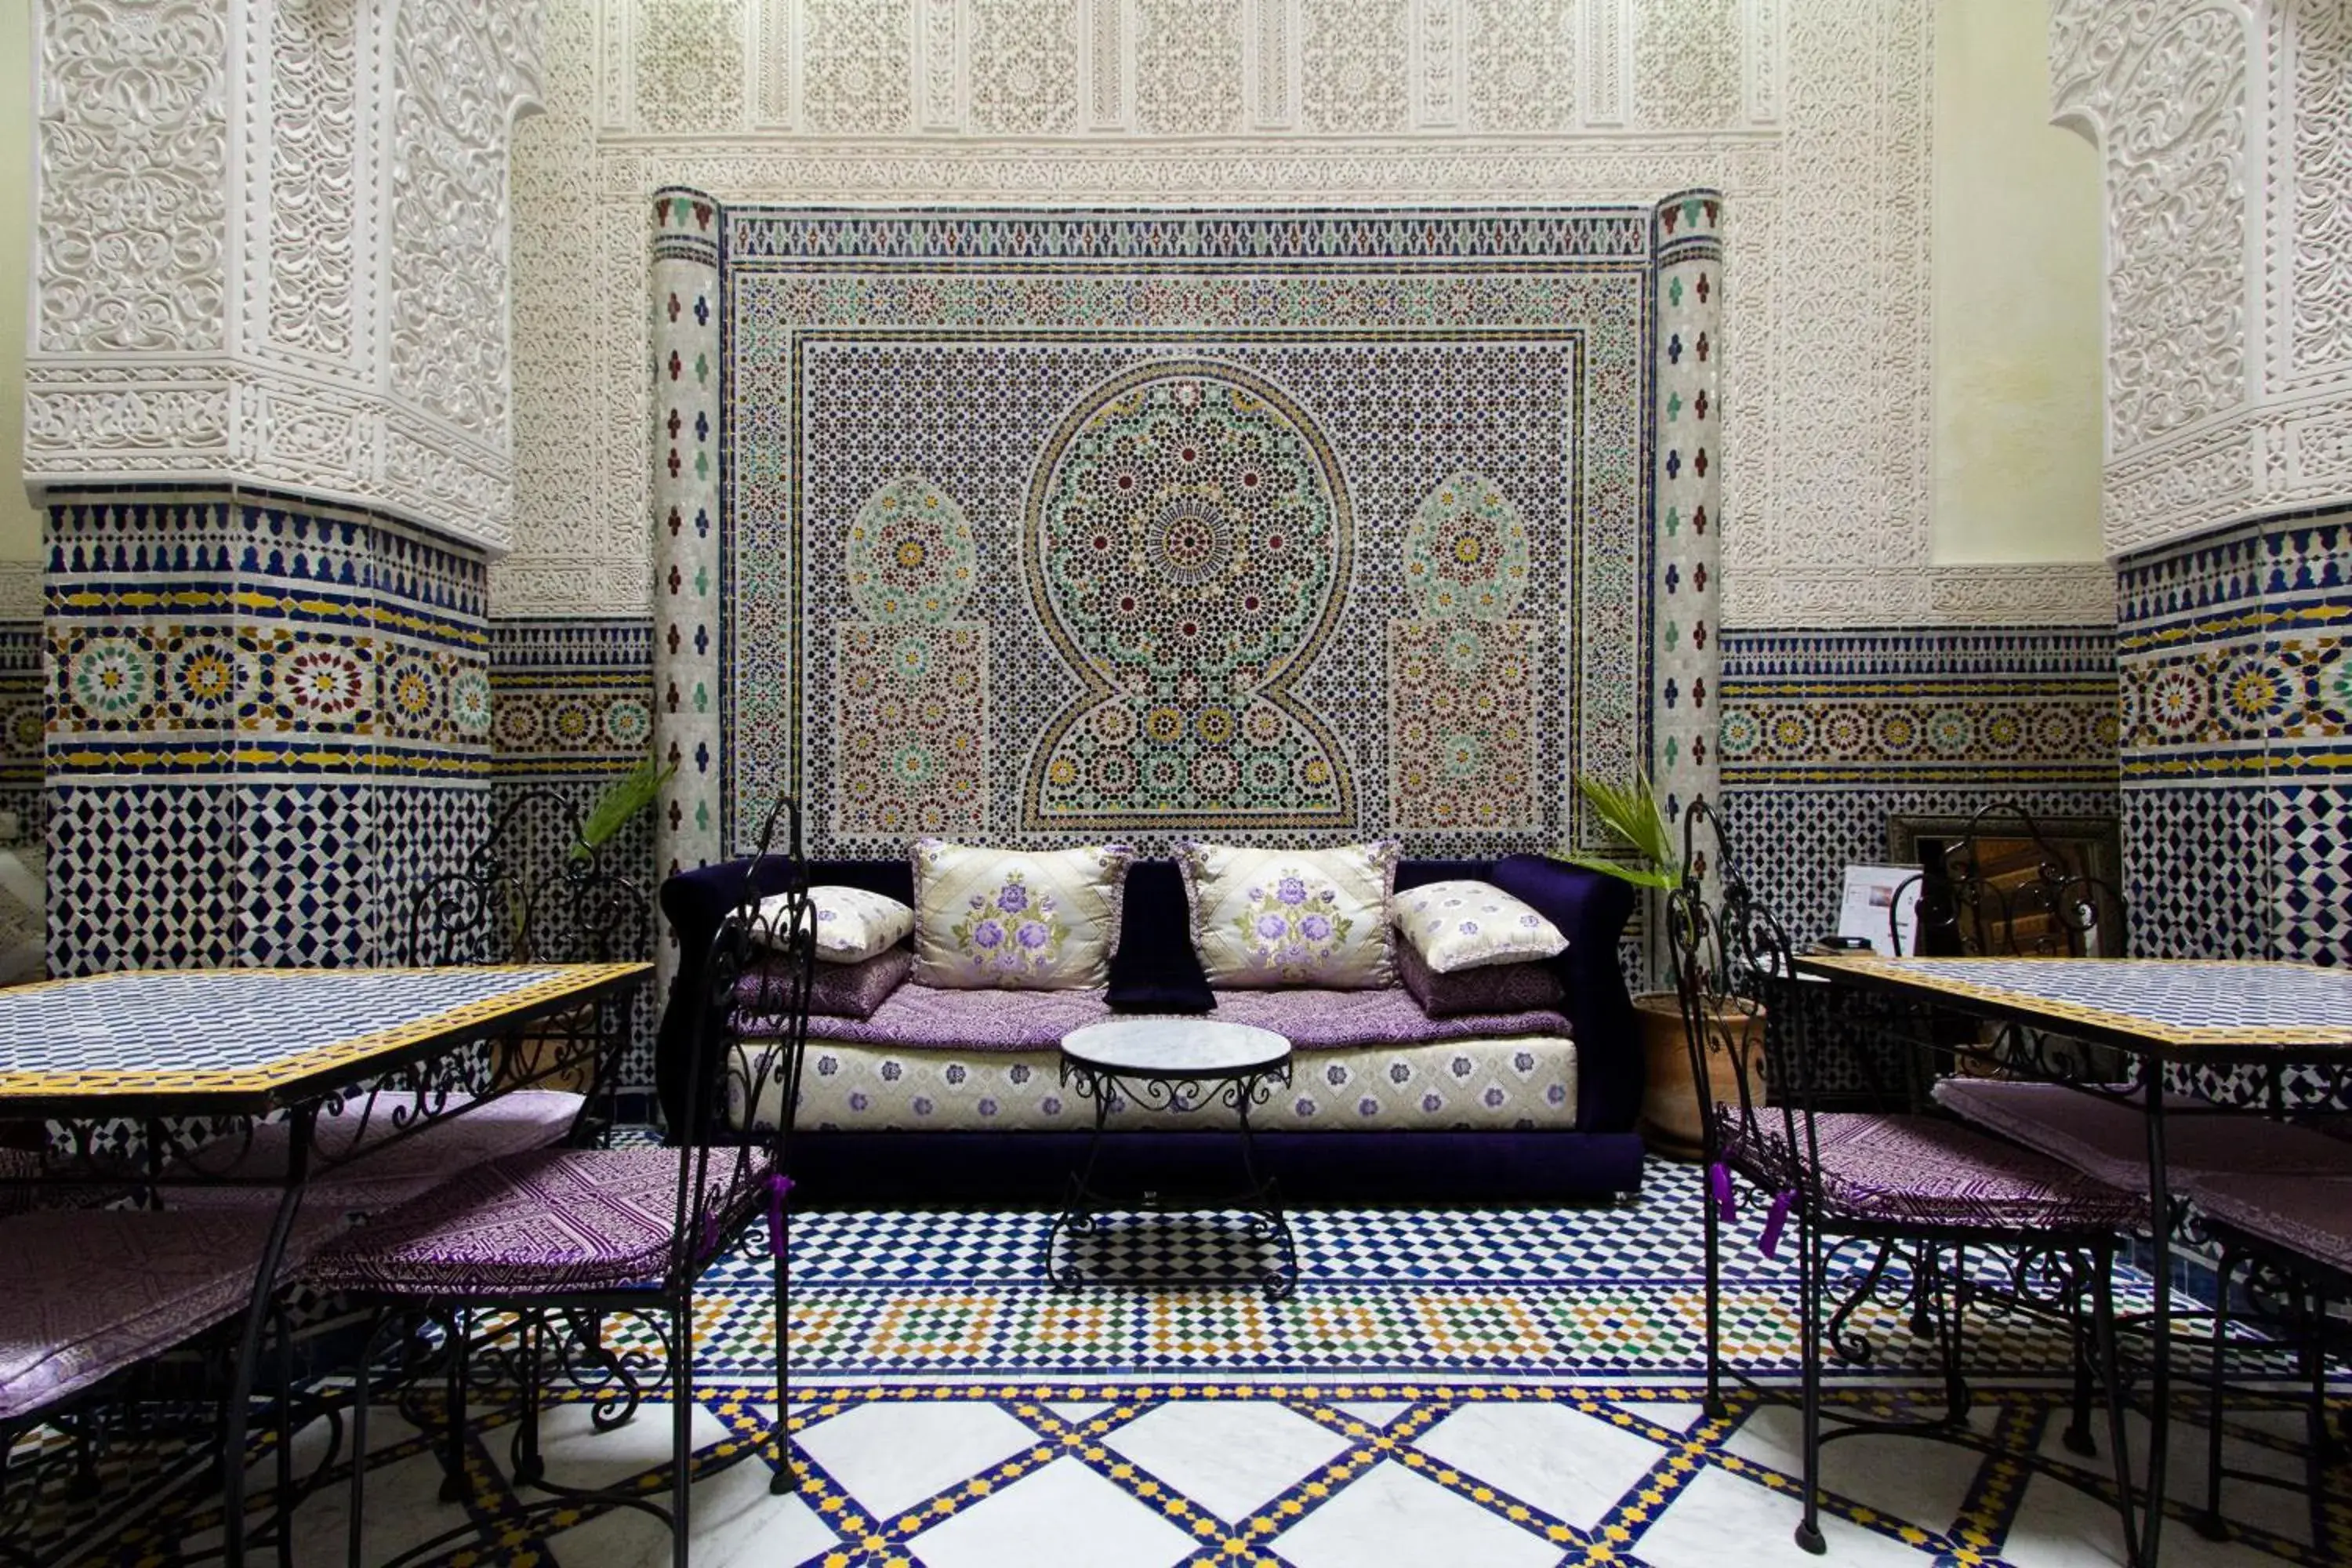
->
[2053,0,2352,557]
[24,0,546,554]
[486,0,2114,626]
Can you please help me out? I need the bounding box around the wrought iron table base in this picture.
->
[1044,1058,1298,1301]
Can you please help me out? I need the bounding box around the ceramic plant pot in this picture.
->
[1634,991,1768,1162]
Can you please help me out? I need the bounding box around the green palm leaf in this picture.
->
[1563,771,1683,888]
[571,752,679,862]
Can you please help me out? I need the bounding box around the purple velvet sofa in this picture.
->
[655,855,1644,1203]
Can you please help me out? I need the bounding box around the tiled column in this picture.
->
[44,492,490,972]
[1652,191,1724,858]
[2117,514,2352,964]
[649,189,724,890]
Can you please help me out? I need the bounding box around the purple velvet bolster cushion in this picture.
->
[768,982,1570,1053]
[732,945,912,1020]
[1396,942,1564,1019]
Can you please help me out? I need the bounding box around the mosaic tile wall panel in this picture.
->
[43,492,491,975]
[2117,512,2352,964]
[488,616,662,1089]
[695,198,1715,863]
[0,625,42,847]
[1719,628,2122,951]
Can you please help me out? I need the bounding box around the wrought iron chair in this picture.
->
[310,796,813,1568]
[2180,1167,2352,1549]
[1673,799,2142,1556]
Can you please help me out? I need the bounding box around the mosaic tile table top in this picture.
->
[1798,955,2352,1051]
[0,964,648,1104]
[15,1161,2339,1567]
[707,203,1704,862]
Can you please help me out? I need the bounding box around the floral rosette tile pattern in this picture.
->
[713,205,1688,862]
[1390,472,1541,831]
[1022,361,1355,832]
[833,477,989,840]
[911,840,1132,991]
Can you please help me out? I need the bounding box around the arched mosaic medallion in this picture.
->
[1388,472,1542,831]
[833,475,989,839]
[1021,361,1356,830]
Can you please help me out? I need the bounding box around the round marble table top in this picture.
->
[1059,1018,1293,1077]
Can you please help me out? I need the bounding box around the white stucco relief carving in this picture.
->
[2054,0,2352,557]
[24,0,545,554]
[474,0,2113,627]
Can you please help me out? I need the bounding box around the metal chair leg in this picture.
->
[672,1302,695,1568]
[1702,1171,1726,1420]
[2196,1246,2238,1541]
[1795,1209,1826,1555]
[771,1210,793,1495]
[2093,1247,2141,1567]
[437,1311,469,1504]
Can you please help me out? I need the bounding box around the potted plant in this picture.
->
[1559,773,1764,1161]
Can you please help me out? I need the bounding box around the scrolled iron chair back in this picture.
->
[670,793,815,1286]
[1665,800,1800,1179]
[1901,803,2122,960]
[405,787,649,970]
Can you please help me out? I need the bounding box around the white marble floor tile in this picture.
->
[540,1452,837,1568]
[910,1456,1199,1568]
[1045,1401,1115,1425]
[1722,1402,1990,1529]
[528,1398,732,1492]
[793,1399,1042,1523]
[1269,1458,1562,1568]
[1104,1399,1352,1523]
[1632,1399,1708,1434]
[1634,1465,1935,1568]
[1332,1399,1413,1428]
[2032,1406,2313,1545]
[1414,1399,1668,1530]
[2003,1473,2300,1568]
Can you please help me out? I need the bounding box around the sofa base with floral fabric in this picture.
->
[655,855,1644,1203]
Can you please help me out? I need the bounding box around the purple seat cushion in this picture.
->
[1935,1080,2352,1189]
[2180,1172,2352,1274]
[305,1148,736,1298]
[1396,943,1563,1019]
[0,1208,339,1421]
[1732,1111,2146,1233]
[166,1091,585,1224]
[739,946,909,1020]
[779,983,1570,1053]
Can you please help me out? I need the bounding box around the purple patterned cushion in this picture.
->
[1730,1111,2146,1232]
[2179,1171,2352,1272]
[738,946,910,1020]
[304,1148,751,1298]
[1396,942,1563,1019]
[0,1208,339,1421]
[166,1091,584,1225]
[1934,1080,2352,1189]
[774,983,1570,1053]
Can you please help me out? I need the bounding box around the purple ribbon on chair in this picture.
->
[1708,1162,1736,1222]
[1759,1189,1796,1259]
[765,1171,794,1257]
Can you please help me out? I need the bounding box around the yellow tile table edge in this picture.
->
[1797,955,2352,1048]
[0,964,652,1098]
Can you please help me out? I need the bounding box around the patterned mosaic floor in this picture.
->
[9,1160,2346,1566]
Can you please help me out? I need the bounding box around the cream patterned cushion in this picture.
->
[1393,880,1568,974]
[1178,840,1402,989]
[751,885,913,964]
[911,840,1134,990]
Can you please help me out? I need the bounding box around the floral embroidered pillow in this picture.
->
[1178,840,1402,989]
[911,840,1134,990]
[1393,879,1567,974]
[750,885,914,964]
